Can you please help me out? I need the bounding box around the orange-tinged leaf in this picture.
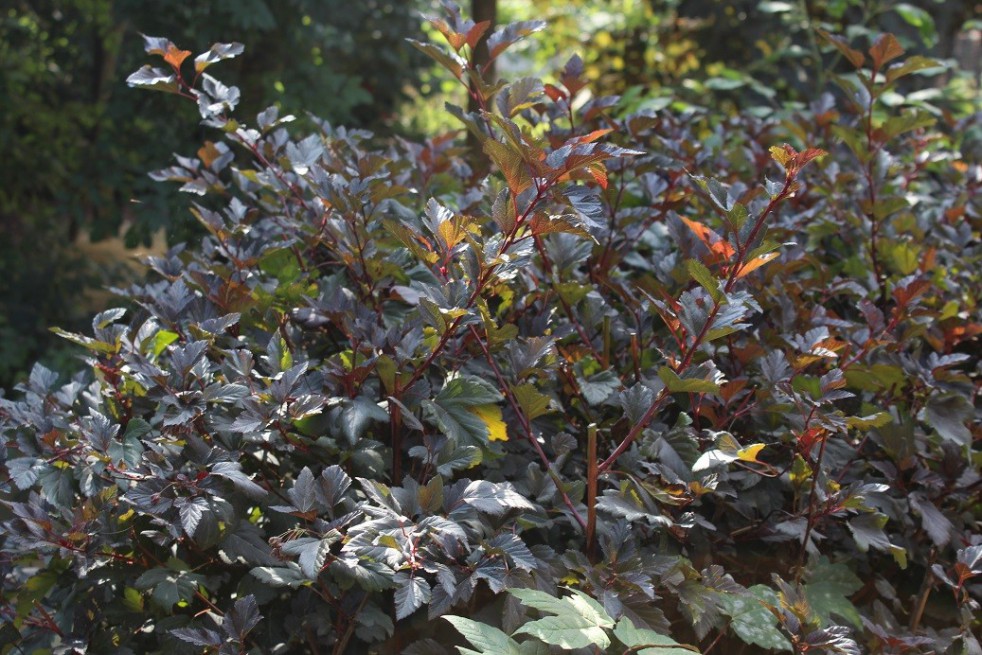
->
[484,139,532,196]
[465,21,492,49]
[437,218,466,249]
[797,427,827,453]
[164,45,192,69]
[587,163,608,189]
[446,32,467,50]
[197,141,221,168]
[869,33,904,70]
[795,148,827,169]
[736,252,780,278]
[681,217,736,259]
[576,128,614,145]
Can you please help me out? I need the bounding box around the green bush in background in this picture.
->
[0,0,430,387]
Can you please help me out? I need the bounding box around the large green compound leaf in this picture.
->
[509,588,614,650]
[613,617,699,653]
[720,585,792,651]
[443,616,524,655]
[804,559,863,629]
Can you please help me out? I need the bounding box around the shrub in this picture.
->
[1,6,979,654]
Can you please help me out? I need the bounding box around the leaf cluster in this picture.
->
[1,6,979,655]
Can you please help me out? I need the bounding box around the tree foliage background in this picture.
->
[0,0,430,386]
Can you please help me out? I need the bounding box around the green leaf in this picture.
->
[685,259,722,303]
[613,617,697,653]
[510,588,613,650]
[804,559,863,628]
[250,563,308,588]
[720,586,791,651]
[892,4,937,46]
[885,55,942,85]
[511,383,552,420]
[152,330,180,356]
[658,367,720,394]
[880,112,935,141]
[444,616,523,655]
[425,376,505,447]
[513,615,610,650]
[122,587,144,612]
[577,368,621,405]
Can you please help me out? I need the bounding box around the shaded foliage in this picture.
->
[1,5,980,655]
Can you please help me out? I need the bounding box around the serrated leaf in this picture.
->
[511,383,552,420]
[250,563,307,588]
[720,587,791,651]
[454,480,535,516]
[885,55,941,84]
[658,367,720,394]
[179,498,208,537]
[171,627,222,647]
[909,492,952,547]
[514,614,611,650]
[686,259,722,302]
[227,595,261,639]
[7,457,43,490]
[484,139,532,196]
[211,461,267,499]
[869,33,904,70]
[444,615,523,655]
[497,77,544,117]
[288,467,318,513]
[396,576,432,620]
[613,617,696,653]
[577,368,621,405]
[919,393,973,445]
[847,512,891,553]
[486,533,536,571]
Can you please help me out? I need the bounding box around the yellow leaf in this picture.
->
[469,404,509,442]
[769,145,793,168]
[736,443,765,463]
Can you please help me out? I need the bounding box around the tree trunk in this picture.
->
[467,0,496,174]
